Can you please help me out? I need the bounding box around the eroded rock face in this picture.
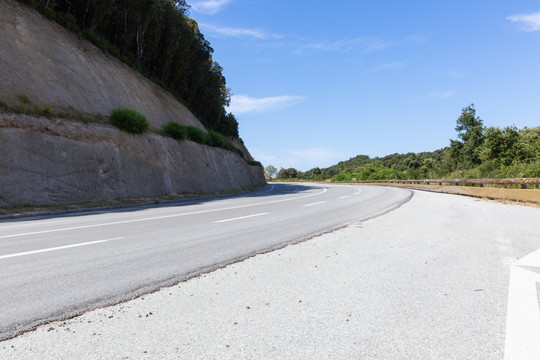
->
[0,0,266,206]
[0,0,202,129]
[0,114,265,206]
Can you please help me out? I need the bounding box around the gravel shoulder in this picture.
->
[2,190,540,359]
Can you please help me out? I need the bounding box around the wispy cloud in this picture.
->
[448,70,466,78]
[302,36,398,54]
[190,0,231,15]
[369,60,406,72]
[227,95,306,114]
[426,90,456,99]
[507,11,540,32]
[200,23,268,39]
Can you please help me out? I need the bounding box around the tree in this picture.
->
[264,165,278,179]
[276,167,298,179]
[452,104,485,165]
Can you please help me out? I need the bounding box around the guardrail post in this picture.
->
[521,184,528,189]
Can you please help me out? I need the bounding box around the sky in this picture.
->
[187,0,540,172]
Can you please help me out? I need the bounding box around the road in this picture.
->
[0,183,411,341]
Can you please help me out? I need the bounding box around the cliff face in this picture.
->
[0,0,265,207]
[0,114,264,206]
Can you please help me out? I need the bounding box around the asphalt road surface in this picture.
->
[0,183,411,341]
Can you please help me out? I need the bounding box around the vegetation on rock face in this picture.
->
[17,0,239,137]
[109,108,149,134]
[274,104,540,181]
[162,121,187,140]
[161,121,260,165]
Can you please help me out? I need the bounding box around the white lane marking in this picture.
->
[0,237,124,260]
[0,188,328,240]
[214,213,268,224]
[266,184,276,192]
[504,248,540,359]
[339,196,350,199]
[0,220,63,230]
[303,201,327,207]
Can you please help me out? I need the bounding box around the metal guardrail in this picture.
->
[361,178,540,189]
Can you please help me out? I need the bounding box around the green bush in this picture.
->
[207,130,227,148]
[247,160,263,167]
[162,121,187,140]
[186,126,208,144]
[109,108,149,134]
[18,94,31,104]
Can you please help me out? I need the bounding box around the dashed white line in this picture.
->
[214,213,268,223]
[339,196,350,199]
[0,188,328,240]
[303,201,327,207]
[0,237,124,260]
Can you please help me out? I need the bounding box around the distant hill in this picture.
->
[277,105,540,181]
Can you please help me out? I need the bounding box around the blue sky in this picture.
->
[187,0,540,171]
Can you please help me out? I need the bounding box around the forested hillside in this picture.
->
[275,104,540,181]
[18,0,238,137]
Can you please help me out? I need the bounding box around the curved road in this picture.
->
[0,183,411,340]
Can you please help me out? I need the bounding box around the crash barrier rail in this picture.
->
[360,178,540,189]
[357,178,540,203]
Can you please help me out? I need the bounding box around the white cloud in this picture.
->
[507,11,540,32]
[427,90,456,99]
[190,0,231,15]
[199,23,267,39]
[227,95,306,114]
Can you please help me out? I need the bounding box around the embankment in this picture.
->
[0,114,264,206]
[0,0,265,207]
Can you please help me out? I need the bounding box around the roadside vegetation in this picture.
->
[1,97,261,167]
[162,121,246,159]
[270,104,540,182]
[109,108,149,134]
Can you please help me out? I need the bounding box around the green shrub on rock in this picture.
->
[162,121,187,140]
[110,108,149,134]
[186,126,208,144]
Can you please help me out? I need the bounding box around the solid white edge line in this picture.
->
[0,237,124,260]
[214,213,268,224]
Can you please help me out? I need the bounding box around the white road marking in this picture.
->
[339,196,350,199]
[0,220,63,230]
[303,201,327,207]
[0,188,328,240]
[214,213,268,223]
[504,248,540,360]
[0,237,124,260]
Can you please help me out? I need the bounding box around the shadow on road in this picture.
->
[0,183,323,224]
